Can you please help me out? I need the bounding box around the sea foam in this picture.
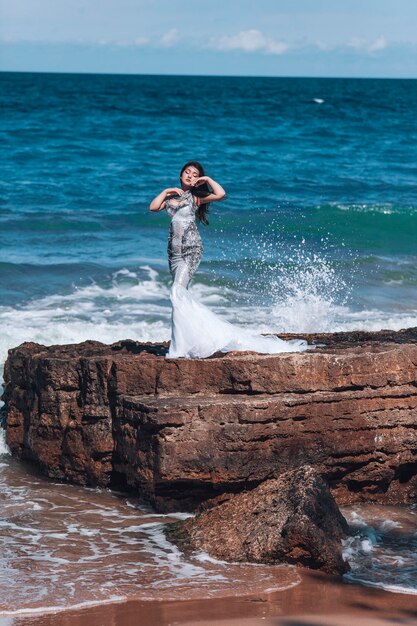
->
[342,505,417,594]
[2,261,417,382]
[0,430,10,456]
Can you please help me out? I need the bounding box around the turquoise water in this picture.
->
[1,72,417,365]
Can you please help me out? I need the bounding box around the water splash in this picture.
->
[268,245,351,333]
[219,222,353,333]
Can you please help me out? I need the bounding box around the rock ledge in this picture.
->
[3,327,417,511]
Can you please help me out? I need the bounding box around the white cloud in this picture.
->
[134,36,149,47]
[95,31,175,49]
[213,29,289,55]
[159,28,179,47]
[113,37,148,47]
[313,40,330,51]
[347,36,387,53]
[369,36,387,52]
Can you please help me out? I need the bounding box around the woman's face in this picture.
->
[181,165,200,188]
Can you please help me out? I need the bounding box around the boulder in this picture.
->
[166,465,350,575]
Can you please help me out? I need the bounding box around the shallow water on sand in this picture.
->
[0,440,300,615]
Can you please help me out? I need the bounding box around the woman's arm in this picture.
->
[149,187,183,212]
[194,176,226,204]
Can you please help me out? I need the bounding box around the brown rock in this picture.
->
[167,466,349,575]
[2,328,417,510]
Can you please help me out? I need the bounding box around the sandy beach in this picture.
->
[2,570,416,626]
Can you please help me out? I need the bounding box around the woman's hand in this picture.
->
[165,187,183,196]
[194,176,209,186]
[194,176,226,203]
[149,187,183,212]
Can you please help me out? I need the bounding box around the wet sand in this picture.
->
[2,569,417,626]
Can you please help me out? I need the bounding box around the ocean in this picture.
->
[1,71,417,615]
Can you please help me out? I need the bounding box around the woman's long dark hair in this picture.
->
[180,160,210,225]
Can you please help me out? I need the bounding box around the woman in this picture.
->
[149,161,308,358]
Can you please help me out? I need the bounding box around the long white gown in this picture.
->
[165,190,309,359]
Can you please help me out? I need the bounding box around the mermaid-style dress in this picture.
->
[166,190,308,358]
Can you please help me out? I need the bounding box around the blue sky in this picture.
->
[1,0,417,77]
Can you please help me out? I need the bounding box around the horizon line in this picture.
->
[1,69,416,81]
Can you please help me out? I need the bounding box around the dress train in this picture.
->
[168,283,308,359]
